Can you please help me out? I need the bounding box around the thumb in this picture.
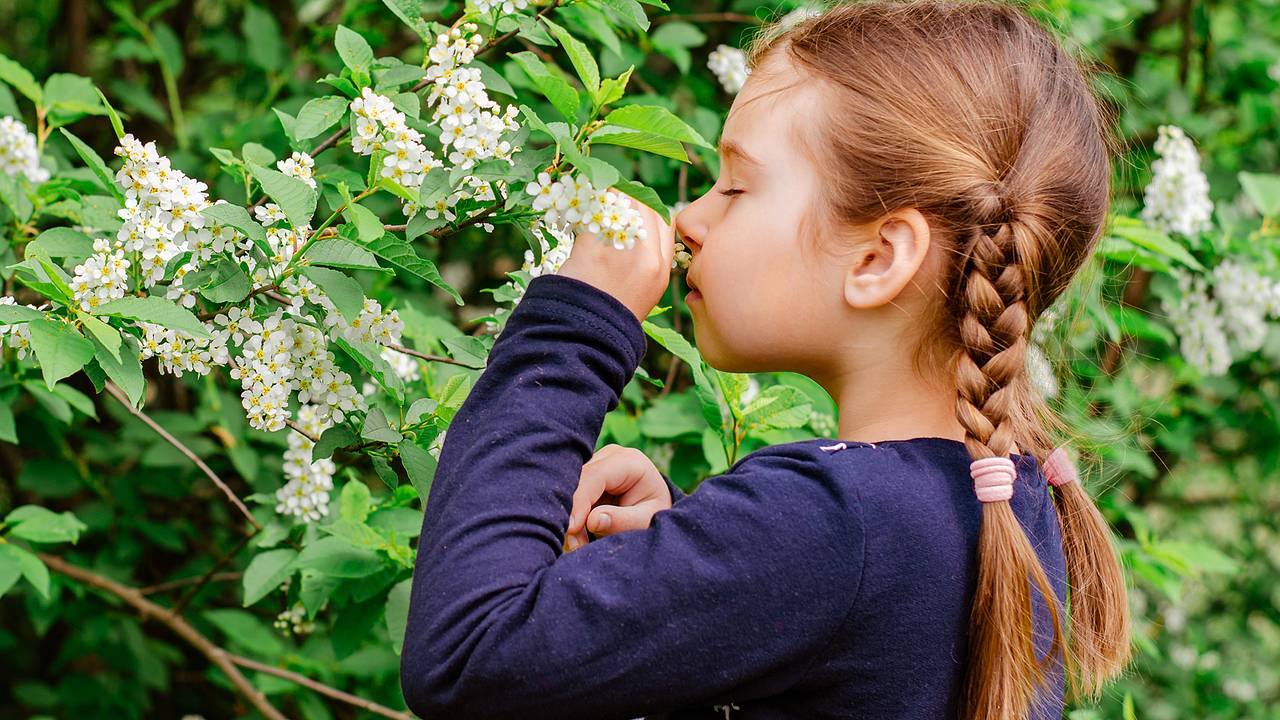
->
[587,504,655,536]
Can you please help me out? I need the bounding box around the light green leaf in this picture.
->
[201,203,271,256]
[361,406,403,444]
[1239,171,1280,218]
[27,227,95,261]
[399,440,437,505]
[242,548,298,607]
[295,96,349,141]
[94,295,212,338]
[0,545,22,597]
[248,163,317,230]
[299,266,364,321]
[613,178,670,223]
[360,232,463,306]
[0,303,43,324]
[540,16,600,101]
[27,318,95,390]
[242,4,287,72]
[202,608,285,657]
[339,480,373,522]
[604,104,711,148]
[0,52,41,103]
[44,73,105,117]
[78,312,122,362]
[386,578,413,655]
[345,203,386,243]
[96,88,125,140]
[91,332,144,408]
[307,237,384,271]
[590,126,688,162]
[335,25,375,76]
[509,51,582,124]
[293,536,383,578]
[5,504,87,544]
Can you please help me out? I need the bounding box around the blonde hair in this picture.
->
[743,2,1134,717]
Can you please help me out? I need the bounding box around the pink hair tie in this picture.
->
[970,456,1016,503]
[1042,446,1079,488]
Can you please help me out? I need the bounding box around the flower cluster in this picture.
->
[273,602,316,636]
[350,87,446,217]
[525,172,649,250]
[1162,260,1280,376]
[708,45,750,94]
[0,296,41,359]
[470,0,530,16]
[1141,125,1214,237]
[0,116,49,183]
[423,23,521,173]
[276,403,337,523]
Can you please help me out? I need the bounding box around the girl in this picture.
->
[399,1,1133,718]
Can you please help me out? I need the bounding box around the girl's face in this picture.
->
[674,53,851,377]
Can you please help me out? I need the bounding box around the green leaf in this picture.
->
[44,73,106,117]
[295,96,349,141]
[94,295,211,338]
[248,163,318,230]
[399,440,437,505]
[59,128,123,202]
[242,4,287,72]
[335,25,375,77]
[509,51,581,124]
[242,549,298,607]
[592,0,650,32]
[299,266,364,322]
[200,258,254,303]
[1108,216,1204,271]
[335,337,405,405]
[590,126,688,162]
[0,545,22,597]
[361,232,463,306]
[1239,171,1280,218]
[313,424,356,462]
[2,544,49,600]
[339,480,373,522]
[307,237,385,272]
[345,203,386,243]
[380,0,424,37]
[540,16,600,102]
[0,303,42,324]
[0,401,15,444]
[91,332,144,408]
[361,406,403,444]
[386,578,413,655]
[27,227,94,261]
[613,178,670,223]
[96,88,125,140]
[5,504,87,544]
[741,385,812,430]
[0,173,33,220]
[0,52,41,103]
[27,318,95,390]
[202,609,285,657]
[642,320,723,433]
[201,203,271,256]
[78,313,122,361]
[605,104,712,148]
[293,536,383,578]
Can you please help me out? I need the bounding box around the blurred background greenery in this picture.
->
[0,0,1278,717]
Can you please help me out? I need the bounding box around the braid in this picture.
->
[955,215,1068,720]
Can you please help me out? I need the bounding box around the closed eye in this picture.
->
[719,188,745,198]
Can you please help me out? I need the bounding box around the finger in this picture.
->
[587,501,663,536]
[569,446,627,532]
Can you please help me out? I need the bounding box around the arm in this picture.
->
[400,273,864,719]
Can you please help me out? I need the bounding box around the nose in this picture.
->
[674,203,703,256]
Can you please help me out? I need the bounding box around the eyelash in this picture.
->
[719,188,744,198]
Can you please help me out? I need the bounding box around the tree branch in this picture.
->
[229,655,413,720]
[104,380,261,534]
[37,553,288,720]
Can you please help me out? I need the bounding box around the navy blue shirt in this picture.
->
[400,272,1069,719]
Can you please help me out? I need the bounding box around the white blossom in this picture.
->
[1025,341,1058,399]
[470,0,529,15]
[1162,267,1232,376]
[275,403,336,523]
[1141,125,1214,237]
[0,116,48,183]
[0,296,41,359]
[273,602,316,636]
[708,45,750,94]
[524,171,649,250]
[1209,258,1280,354]
[277,151,317,189]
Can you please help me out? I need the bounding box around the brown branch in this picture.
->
[37,554,288,720]
[168,531,255,617]
[104,380,261,534]
[230,655,413,720]
[386,341,484,370]
[139,571,242,595]
[285,418,320,443]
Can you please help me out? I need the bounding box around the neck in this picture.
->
[814,353,968,447]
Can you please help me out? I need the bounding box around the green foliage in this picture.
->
[0,0,1276,717]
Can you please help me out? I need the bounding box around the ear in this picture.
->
[843,208,931,310]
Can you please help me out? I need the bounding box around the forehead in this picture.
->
[719,55,814,163]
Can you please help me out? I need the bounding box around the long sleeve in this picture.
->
[399,273,864,720]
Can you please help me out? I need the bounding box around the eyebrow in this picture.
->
[717,138,764,169]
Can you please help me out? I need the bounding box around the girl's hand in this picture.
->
[563,444,674,553]
[556,193,676,324]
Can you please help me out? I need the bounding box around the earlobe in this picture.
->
[842,211,931,310]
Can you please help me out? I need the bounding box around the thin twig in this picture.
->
[285,418,320,443]
[37,554,288,720]
[104,380,261,534]
[139,571,242,595]
[230,655,413,720]
[168,531,255,617]
[387,341,484,370]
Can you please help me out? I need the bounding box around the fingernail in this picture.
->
[595,513,611,531]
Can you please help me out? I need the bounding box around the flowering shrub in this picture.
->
[0,1,1277,718]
